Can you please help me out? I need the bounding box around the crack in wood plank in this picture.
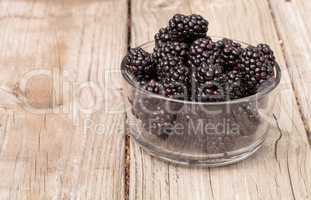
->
[273,114,283,169]
[124,0,132,199]
[286,150,297,200]
[208,168,215,200]
[167,165,171,200]
[127,0,132,49]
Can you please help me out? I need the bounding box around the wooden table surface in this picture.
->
[0,0,310,199]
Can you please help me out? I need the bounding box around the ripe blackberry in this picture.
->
[143,79,163,94]
[223,70,249,99]
[156,55,190,100]
[155,27,171,47]
[194,70,248,101]
[191,62,224,84]
[162,79,189,100]
[240,102,260,122]
[203,134,236,154]
[153,41,189,63]
[189,37,224,67]
[157,55,190,81]
[216,38,243,71]
[232,102,261,136]
[124,48,155,81]
[168,14,209,42]
[142,77,188,100]
[132,91,176,139]
[143,111,175,139]
[190,61,225,101]
[191,64,251,101]
[134,80,184,139]
[240,45,275,90]
[257,43,276,62]
[195,82,225,102]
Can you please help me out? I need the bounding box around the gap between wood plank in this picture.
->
[266,0,311,145]
[124,0,132,199]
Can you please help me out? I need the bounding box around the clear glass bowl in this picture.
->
[121,39,282,167]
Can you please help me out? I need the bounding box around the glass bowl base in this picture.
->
[132,135,265,167]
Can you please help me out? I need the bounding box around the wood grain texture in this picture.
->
[268,0,311,143]
[130,0,311,199]
[0,0,128,199]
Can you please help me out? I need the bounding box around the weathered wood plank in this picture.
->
[0,0,128,199]
[269,0,311,143]
[130,0,311,199]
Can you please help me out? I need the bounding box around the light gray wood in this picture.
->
[130,0,311,199]
[269,0,311,143]
[0,0,128,199]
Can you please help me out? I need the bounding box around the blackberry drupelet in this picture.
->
[124,48,155,81]
[168,14,209,43]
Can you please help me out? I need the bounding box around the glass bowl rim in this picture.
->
[121,38,282,105]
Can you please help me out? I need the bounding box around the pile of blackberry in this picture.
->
[123,14,277,102]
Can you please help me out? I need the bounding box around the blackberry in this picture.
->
[189,38,244,72]
[162,79,189,100]
[240,45,275,91]
[133,93,176,139]
[157,55,190,100]
[174,108,239,153]
[257,43,276,62]
[124,48,155,81]
[142,77,188,100]
[189,37,221,66]
[155,27,171,47]
[153,41,189,63]
[144,111,176,139]
[143,79,163,94]
[223,70,248,99]
[203,134,236,154]
[190,58,252,101]
[232,102,261,136]
[168,14,209,42]
[216,38,243,71]
[191,62,224,84]
[134,80,183,139]
[195,70,249,101]
[191,62,225,102]
[240,102,260,122]
[195,82,225,102]
[157,55,190,82]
